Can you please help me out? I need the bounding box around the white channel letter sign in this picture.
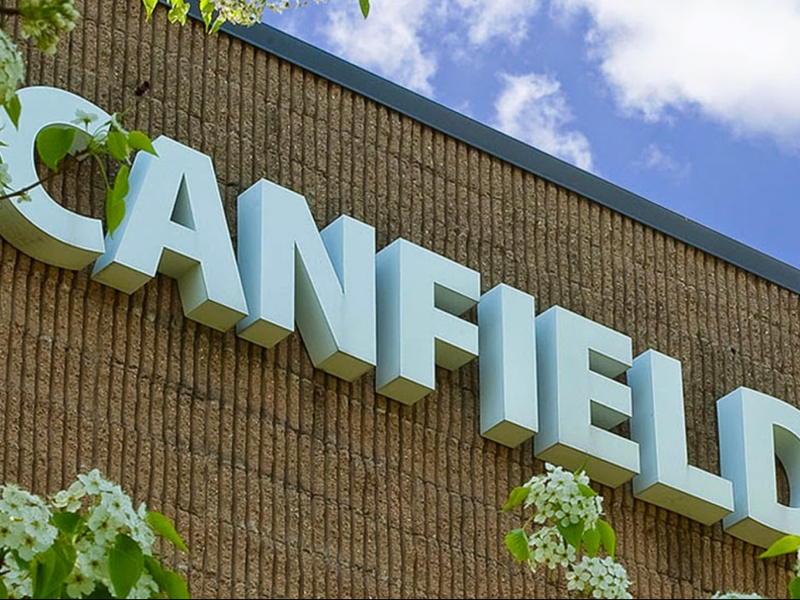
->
[5,86,800,548]
[236,179,375,381]
[534,306,639,488]
[0,87,107,269]
[92,136,249,332]
[376,239,480,405]
[628,351,734,525]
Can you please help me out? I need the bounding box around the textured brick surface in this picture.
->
[0,1,797,597]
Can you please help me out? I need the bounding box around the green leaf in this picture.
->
[4,93,21,129]
[109,533,144,600]
[106,130,130,162]
[504,528,529,563]
[142,0,158,19]
[52,511,84,537]
[760,534,800,559]
[36,126,77,172]
[0,577,7,600]
[596,518,617,558]
[147,511,189,553]
[31,539,77,599]
[790,577,800,600]
[168,0,190,24]
[210,16,225,34]
[578,483,597,498]
[161,570,191,599]
[360,0,370,18]
[106,164,130,236]
[129,130,157,156]
[583,526,601,557]
[145,556,191,599]
[557,520,585,551]
[502,487,530,512]
[200,0,215,31]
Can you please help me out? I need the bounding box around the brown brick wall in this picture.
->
[0,1,797,597]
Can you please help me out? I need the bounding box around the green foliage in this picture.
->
[51,511,84,537]
[759,534,800,559]
[167,0,191,25]
[504,464,632,599]
[36,125,76,172]
[148,511,189,553]
[3,93,20,129]
[557,520,585,551]
[596,518,616,558]
[30,539,76,599]
[105,164,130,236]
[129,130,157,155]
[360,0,370,19]
[108,533,144,599]
[504,528,529,563]
[145,556,191,600]
[19,112,158,235]
[583,525,601,557]
[791,578,800,600]
[143,0,159,19]
[502,486,530,512]
[106,130,131,162]
[0,471,191,599]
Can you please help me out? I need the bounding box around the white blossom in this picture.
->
[527,526,576,570]
[711,594,765,599]
[0,471,168,597]
[0,30,24,105]
[1,556,32,599]
[129,570,159,599]
[215,0,269,24]
[18,0,81,55]
[566,555,633,600]
[267,0,326,17]
[523,463,604,529]
[0,484,57,561]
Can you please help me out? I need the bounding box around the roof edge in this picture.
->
[166,1,800,295]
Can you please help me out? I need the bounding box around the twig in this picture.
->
[0,153,82,202]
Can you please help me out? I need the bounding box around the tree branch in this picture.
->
[0,7,21,17]
[0,154,83,202]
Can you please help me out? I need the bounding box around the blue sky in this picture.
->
[265,0,800,268]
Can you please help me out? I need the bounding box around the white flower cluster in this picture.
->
[0,29,24,105]
[18,0,81,55]
[710,594,765,599]
[0,470,160,599]
[267,0,326,16]
[566,555,633,599]
[0,484,58,560]
[524,463,604,529]
[528,527,576,570]
[214,0,268,24]
[66,469,158,598]
[0,484,58,597]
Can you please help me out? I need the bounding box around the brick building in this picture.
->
[0,1,798,597]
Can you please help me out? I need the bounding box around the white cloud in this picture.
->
[556,0,800,146]
[320,0,438,96]
[639,144,692,182]
[451,0,542,46]
[493,72,594,171]
[315,0,543,97]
